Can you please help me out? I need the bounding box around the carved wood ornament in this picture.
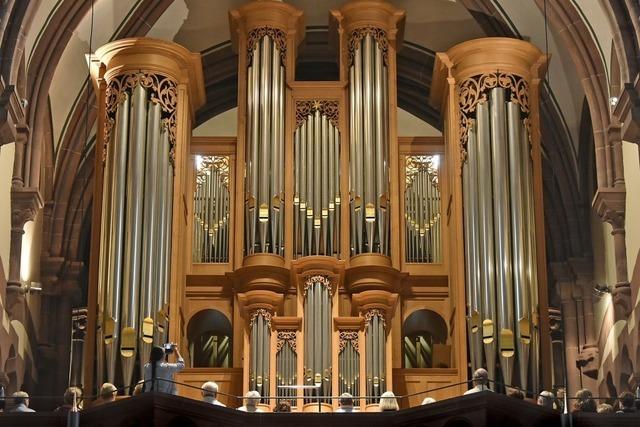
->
[339,331,359,352]
[458,72,530,163]
[302,275,333,297]
[247,26,287,64]
[276,330,297,352]
[347,26,389,66]
[295,100,340,129]
[104,72,178,163]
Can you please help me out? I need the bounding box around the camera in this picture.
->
[163,342,177,354]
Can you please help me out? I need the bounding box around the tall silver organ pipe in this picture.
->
[365,310,386,402]
[303,277,332,402]
[349,30,390,256]
[294,102,340,257]
[461,78,538,391]
[193,156,230,263]
[245,31,285,256]
[249,310,271,401]
[98,74,176,388]
[404,156,442,263]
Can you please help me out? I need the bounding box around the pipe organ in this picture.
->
[193,156,230,263]
[431,38,550,392]
[83,0,553,410]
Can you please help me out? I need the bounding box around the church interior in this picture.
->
[0,0,640,425]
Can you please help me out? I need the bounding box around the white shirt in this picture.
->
[463,384,492,395]
[336,406,357,413]
[11,403,35,412]
[237,406,264,412]
[143,357,185,394]
[203,396,226,407]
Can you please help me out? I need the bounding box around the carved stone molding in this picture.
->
[458,72,530,163]
[295,100,339,129]
[592,188,625,229]
[612,282,631,320]
[347,26,389,66]
[276,330,296,352]
[0,76,26,145]
[247,26,287,64]
[104,72,178,163]
[10,187,43,228]
[612,74,640,145]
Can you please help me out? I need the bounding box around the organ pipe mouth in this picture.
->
[259,204,269,222]
[482,319,494,343]
[499,329,515,357]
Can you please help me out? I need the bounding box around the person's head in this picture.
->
[379,391,399,411]
[537,391,555,408]
[597,403,614,414]
[619,391,636,411]
[202,381,219,400]
[244,391,261,409]
[100,383,117,402]
[472,368,489,387]
[506,387,524,400]
[421,397,436,405]
[339,392,354,408]
[12,391,29,407]
[150,346,165,364]
[274,400,291,412]
[64,387,83,407]
[573,389,596,413]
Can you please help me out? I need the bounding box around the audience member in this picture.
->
[572,389,596,413]
[421,397,436,405]
[143,344,185,394]
[506,387,525,400]
[54,386,83,414]
[201,381,225,407]
[336,393,355,412]
[379,391,399,411]
[10,391,34,412]
[597,403,614,414]
[537,391,555,409]
[617,391,636,413]
[94,383,117,406]
[273,400,291,412]
[463,368,491,395]
[237,391,264,412]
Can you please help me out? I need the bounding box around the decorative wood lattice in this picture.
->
[458,72,529,163]
[276,330,297,352]
[364,308,386,328]
[247,26,287,64]
[104,72,177,163]
[249,308,272,328]
[303,275,333,297]
[339,331,359,352]
[295,100,339,129]
[348,26,389,66]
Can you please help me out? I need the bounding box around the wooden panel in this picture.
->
[175,368,243,408]
[392,368,460,408]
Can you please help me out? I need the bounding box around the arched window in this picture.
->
[403,309,448,368]
[187,309,232,368]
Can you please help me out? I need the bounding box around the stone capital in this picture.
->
[0,77,26,145]
[612,74,640,145]
[10,187,43,228]
[592,187,625,229]
[612,281,631,320]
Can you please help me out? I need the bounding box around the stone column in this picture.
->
[593,189,630,321]
[553,262,580,397]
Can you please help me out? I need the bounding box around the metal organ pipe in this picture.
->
[460,78,541,392]
[349,31,390,256]
[245,34,284,256]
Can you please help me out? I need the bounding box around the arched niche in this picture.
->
[186,309,232,368]
[403,309,449,368]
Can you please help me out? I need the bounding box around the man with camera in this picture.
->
[143,343,185,395]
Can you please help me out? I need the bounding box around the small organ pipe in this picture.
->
[353,47,363,254]
[306,115,314,256]
[249,45,260,255]
[362,35,375,250]
[374,42,385,254]
[271,44,280,255]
